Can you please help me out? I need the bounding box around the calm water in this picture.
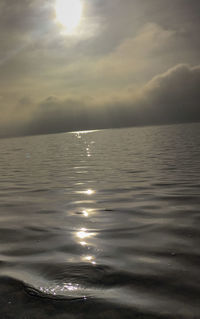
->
[0,123,200,319]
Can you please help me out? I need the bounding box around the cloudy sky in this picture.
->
[0,0,200,137]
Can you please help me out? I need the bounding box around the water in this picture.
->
[0,123,200,319]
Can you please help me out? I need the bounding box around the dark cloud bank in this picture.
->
[1,64,199,138]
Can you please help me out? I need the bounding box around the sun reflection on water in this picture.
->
[71,130,99,134]
[83,255,96,265]
[76,228,90,239]
[76,189,95,195]
[76,227,97,264]
[86,189,94,195]
[80,241,87,246]
[76,227,95,240]
[39,282,80,295]
[82,210,89,217]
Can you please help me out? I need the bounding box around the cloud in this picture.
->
[1,64,198,138]
[91,23,175,85]
[0,1,199,138]
[30,64,200,132]
[134,64,200,125]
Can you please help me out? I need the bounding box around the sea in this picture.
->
[0,122,200,319]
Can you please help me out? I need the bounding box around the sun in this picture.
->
[55,0,83,34]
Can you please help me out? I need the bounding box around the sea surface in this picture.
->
[0,123,200,319]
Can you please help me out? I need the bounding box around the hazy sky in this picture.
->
[0,0,200,137]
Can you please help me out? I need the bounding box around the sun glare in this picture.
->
[55,0,83,34]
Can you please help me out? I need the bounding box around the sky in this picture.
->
[0,0,200,138]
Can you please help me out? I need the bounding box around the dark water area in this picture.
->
[0,123,200,318]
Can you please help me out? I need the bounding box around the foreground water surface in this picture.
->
[0,123,200,318]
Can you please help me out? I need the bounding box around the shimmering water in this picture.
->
[0,123,200,319]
